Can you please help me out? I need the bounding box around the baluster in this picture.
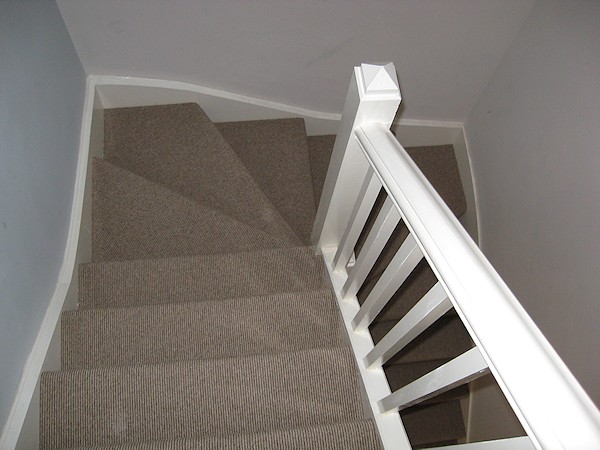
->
[364,282,451,367]
[341,196,400,299]
[378,347,489,413]
[352,233,423,331]
[333,166,381,272]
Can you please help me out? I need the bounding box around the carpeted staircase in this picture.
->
[39,103,470,449]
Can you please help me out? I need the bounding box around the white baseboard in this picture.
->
[2,73,478,448]
[95,76,341,136]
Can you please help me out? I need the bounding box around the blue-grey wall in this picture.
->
[0,0,86,432]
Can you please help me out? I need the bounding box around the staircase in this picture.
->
[39,102,470,449]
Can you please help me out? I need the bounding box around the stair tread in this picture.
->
[62,290,345,369]
[70,420,381,449]
[103,103,298,242]
[79,246,329,308]
[40,347,363,449]
[216,118,316,244]
[92,158,295,262]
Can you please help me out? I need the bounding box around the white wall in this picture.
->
[0,0,86,438]
[56,0,535,122]
[465,0,600,406]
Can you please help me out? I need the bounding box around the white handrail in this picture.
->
[354,124,600,449]
[313,63,600,449]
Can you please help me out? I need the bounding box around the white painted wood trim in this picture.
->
[93,75,341,121]
[352,234,423,331]
[311,64,401,249]
[355,123,600,449]
[394,118,463,129]
[426,436,535,450]
[378,347,489,413]
[341,196,400,299]
[0,77,96,450]
[364,282,451,368]
[333,166,381,272]
[322,248,412,449]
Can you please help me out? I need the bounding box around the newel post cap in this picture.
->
[357,63,401,101]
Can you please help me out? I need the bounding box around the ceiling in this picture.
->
[57,0,536,122]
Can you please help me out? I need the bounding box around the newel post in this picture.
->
[311,63,401,252]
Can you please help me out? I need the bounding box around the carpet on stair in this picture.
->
[217,118,316,243]
[91,158,295,262]
[40,347,363,449]
[103,103,298,242]
[72,420,382,450]
[62,290,345,369]
[79,246,329,309]
[39,105,474,449]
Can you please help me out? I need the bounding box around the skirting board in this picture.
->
[95,76,341,136]
[2,73,479,449]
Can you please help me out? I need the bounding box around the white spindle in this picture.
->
[378,347,489,413]
[333,165,381,272]
[352,233,423,331]
[341,195,400,299]
[364,282,451,368]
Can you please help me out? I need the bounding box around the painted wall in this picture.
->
[56,0,535,122]
[465,0,600,406]
[0,0,86,436]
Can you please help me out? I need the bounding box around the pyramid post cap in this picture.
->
[358,63,400,98]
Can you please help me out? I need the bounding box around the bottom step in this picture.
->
[75,420,381,449]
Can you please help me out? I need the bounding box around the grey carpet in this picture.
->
[103,103,298,243]
[74,421,382,450]
[307,134,336,206]
[92,158,294,262]
[41,106,473,448]
[62,290,345,369]
[216,119,316,243]
[40,347,363,449]
[79,246,329,308]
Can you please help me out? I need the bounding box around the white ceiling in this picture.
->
[57,0,536,122]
